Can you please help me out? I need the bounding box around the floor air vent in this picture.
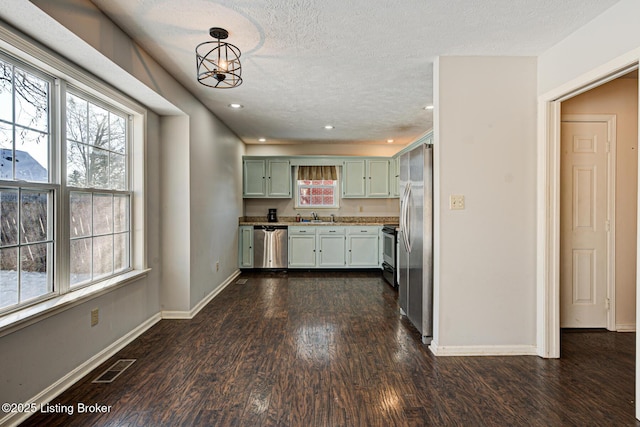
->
[92,359,136,383]
[236,279,248,284]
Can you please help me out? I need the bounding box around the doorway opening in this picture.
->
[558,71,638,337]
[539,62,639,361]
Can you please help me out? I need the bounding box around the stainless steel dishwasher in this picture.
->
[253,225,288,269]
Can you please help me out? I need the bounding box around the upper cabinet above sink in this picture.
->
[242,155,398,199]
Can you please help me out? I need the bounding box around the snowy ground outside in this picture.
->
[0,270,90,309]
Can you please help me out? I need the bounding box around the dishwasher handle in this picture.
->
[254,225,288,231]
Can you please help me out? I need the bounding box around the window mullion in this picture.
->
[16,188,21,303]
[56,79,70,295]
[11,63,16,181]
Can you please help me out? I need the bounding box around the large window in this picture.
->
[0,57,54,311]
[0,49,136,316]
[66,92,130,287]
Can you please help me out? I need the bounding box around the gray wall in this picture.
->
[0,0,245,413]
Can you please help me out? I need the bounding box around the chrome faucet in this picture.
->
[311,212,318,220]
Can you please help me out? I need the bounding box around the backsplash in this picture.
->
[243,197,400,218]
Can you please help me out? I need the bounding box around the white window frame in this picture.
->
[294,166,340,209]
[0,53,57,311]
[64,87,133,290]
[0,24,148,335]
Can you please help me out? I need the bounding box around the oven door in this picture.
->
[382,230,396,268]
[382,262,395,286]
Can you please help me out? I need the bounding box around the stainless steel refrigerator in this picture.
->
[399,143,433,344]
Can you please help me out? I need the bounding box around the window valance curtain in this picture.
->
[297,165,337,181]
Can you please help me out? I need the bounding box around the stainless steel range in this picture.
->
[381,224,399,287]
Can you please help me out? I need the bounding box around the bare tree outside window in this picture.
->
[66,92,130,288]
[0,48,135,315]
[66,93,126,190]
[0,58,52,310]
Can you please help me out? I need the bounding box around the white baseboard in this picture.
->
[429,343,538,357]
[161,269,241,320]
[1,313,162,427]
[616,323,636,332]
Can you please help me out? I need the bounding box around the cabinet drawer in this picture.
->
[289,226,316,235]
[317,226,346,235]
[347,226,380,235]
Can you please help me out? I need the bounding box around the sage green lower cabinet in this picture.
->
[242,225,381,269]
[346,226,380,267]
[238,226,254,268]
[288,226,317,268]
[316,227,347,268]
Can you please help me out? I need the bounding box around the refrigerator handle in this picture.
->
[400,183,408,236]
[405,185,412,253]
[400,182,411,253]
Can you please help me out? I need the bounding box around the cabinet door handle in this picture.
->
[361,230,367,232]
[329,230,336,233]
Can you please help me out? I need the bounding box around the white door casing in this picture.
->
[560,118,615,328]
[537,59,637,420]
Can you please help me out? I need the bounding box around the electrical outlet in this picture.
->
[449,195,465,210]
[91,308,99,327]
[358,205,363,212]
[216,261,220,272]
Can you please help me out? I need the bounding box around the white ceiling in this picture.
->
[88,0,620,146]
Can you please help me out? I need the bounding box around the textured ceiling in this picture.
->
[88,0,620,146]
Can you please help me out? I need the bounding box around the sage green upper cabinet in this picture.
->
[243,159,292,198]
[342,159,390,198]
[267,159,292,197]
[342,159,367,198]
[390,156,400,198]
[243,159,266,197]
[366,159,390,197]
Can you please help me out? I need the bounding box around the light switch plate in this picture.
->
[450,195,465,210]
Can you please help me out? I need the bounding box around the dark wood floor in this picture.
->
[20,271,638,426]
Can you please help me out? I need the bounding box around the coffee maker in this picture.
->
[267,208,278,222]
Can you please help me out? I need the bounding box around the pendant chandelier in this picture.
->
[196,27,243,88]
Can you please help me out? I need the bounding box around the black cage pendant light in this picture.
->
[196,27,242,88]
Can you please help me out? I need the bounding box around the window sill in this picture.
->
[0,268,151,338]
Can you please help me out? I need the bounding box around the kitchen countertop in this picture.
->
[240,221,388,226]
[239,216,398,227]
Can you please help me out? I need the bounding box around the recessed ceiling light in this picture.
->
[387,139,394,143]
[424,105,434,110]
[258,138,266,142]
[228,103,243,109]
[324,125,334,130]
